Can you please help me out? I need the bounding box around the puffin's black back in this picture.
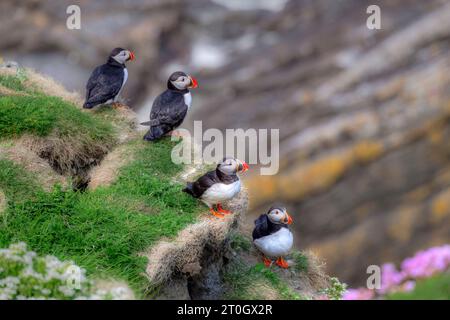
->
[143,90,188,141]
[83,52,125,109]
[182,168,239,198]
[252,214,286,240]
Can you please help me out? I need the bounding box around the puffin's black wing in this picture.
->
[143,90,188,141]
[183,170,220,198]
[83,64,123,109]
[252,214,270,240]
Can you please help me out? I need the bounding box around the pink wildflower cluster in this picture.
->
[401,245,450,279]
[343,244,450,300]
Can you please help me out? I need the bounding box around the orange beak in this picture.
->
[128,51,135,61]
[238,160,249,173]
[285,213,293,225]
[189,76,198,89]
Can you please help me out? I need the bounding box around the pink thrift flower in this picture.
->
[401,245,450,279]
[379,263,404,294]
[401,281,416,292]
[342,288,374,300]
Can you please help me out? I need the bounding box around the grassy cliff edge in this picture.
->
[0,64,335,300]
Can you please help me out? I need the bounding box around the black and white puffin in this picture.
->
[141,71,198,141]
[183,157,249,218]
[252,205,294,268]
[83,47,135,109]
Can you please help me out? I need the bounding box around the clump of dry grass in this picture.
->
[0,189,6,214]
[0,67,118,178]
[144,189,249,287]
[244,279,283,300]
[0,84,27,96]
[0,137,67,190]
[24,131,114,176]
[283,251,331,299]
[24,69,83,106]
[91,105,139,143]
[224,232,331,300]
[0,65,79,105]
[88,143,140,190]
[87,107,144,190]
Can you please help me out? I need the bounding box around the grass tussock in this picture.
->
[0,95,112,139]
[144,190,248,290]
[0,138,68,190]
[24,69,82,106]
[0,158,41,204]
[0,189,6,214]
[0,74,28,93]
[0,70,116,175]
[292,251,309,273]
[225,233,331,300]
[223,260,303,300]
[0,138,204,295]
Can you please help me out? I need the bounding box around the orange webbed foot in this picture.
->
[217,203,232,215]
[263,256,273,267]
[209,208,225,219]
[275,257,289,269]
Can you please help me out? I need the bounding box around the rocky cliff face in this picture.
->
[191,0,450,285]
[2,0,450,286]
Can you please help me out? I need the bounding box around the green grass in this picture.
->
[0,158,41,204]
[0,71,114,143]
[0,74,27,92]
[223,260,302,300]
[225,236,310,300]
[0,138,203,296]
[0,71,204,297]
[229,233,252,252]
[292,251,309,273]
[0,95,114,140]
[387,274,450,300]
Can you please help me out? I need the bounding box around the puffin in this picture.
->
[83,47,135,109]
[183,157,249,218]
[252,205,294,268]
[141,71,198,141]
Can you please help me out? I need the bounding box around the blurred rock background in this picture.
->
[1,0,450,286]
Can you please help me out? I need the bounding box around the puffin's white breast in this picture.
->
[254,228,293,259]
[184,92,192,109]
[113,68,128,103]
[201,180,241,203]
[122,68,128,89]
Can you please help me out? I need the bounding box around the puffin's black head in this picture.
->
[109,47,135,65]
[267,205,293,225]
[217,156,249,175]
[167,71,198,91]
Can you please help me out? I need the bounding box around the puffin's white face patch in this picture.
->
[112,50,129,64]
[267,208,287,224]
[218,157,239,175]
[171,76,190,90]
